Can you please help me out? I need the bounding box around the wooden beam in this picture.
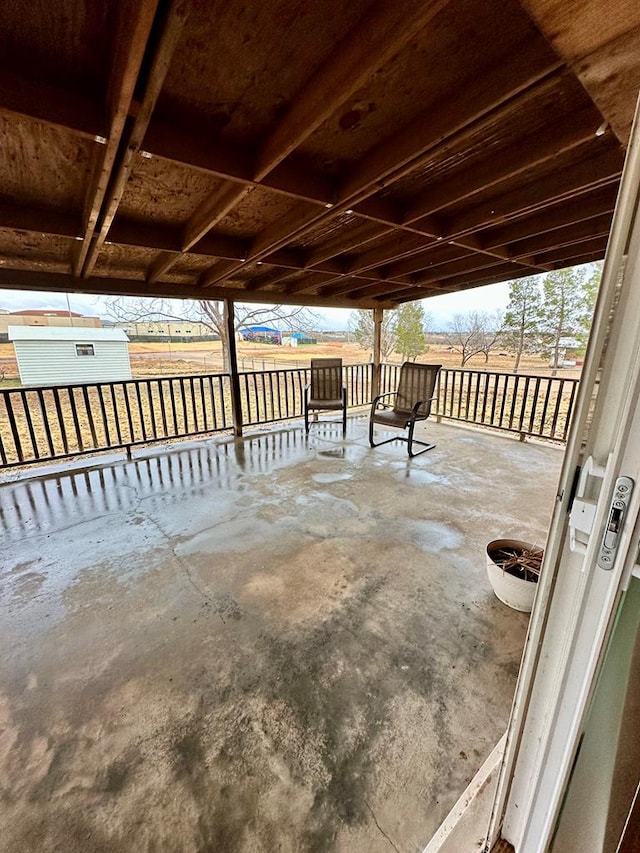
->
[73,0,160,276]
[443,148,623,237]
[306,223,391,266]
[225,299,243,438]
[0,203,80,239]
[507,214,613,258]
[533,235,608,265]
[0,71,106,139]
[384,244,472,278]
[341,280,413,301]
[340,50,564,202]
[253,0,451,179]
[479,185,618,248]
[0,267,394,309]
[82,0,191,278]
[170,0,449,283]
[549,249,607,269]
[243,268,304,292]
[380,263,532,302]
[412,255,509,287]
[346,234,438,275]
[197,47,562,288]
[401,107,604,223]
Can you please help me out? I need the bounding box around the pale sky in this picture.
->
[0,280,513,332]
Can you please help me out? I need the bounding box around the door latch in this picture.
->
[597,476,634,570]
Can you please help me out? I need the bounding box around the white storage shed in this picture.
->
[9,326,132,386]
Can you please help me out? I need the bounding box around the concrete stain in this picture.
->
[0,420,562,852]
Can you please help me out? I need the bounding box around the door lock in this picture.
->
[597,476,634,570]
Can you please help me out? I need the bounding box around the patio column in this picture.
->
[372,306,383,398]
[225,299,243,438]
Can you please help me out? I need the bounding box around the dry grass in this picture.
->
[0,338,582,385]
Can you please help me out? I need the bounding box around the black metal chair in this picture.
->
[305,358,347,437]
[369,362,441,456]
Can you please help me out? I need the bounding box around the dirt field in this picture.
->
[0,340,582,387]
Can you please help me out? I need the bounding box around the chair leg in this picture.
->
[369,420,399,449]
[304,403,309,433]
[407,421,436,457]
[342,405,347,437]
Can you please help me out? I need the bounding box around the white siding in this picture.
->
[13,340,132,386]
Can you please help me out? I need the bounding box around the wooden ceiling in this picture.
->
[0,0,638,309]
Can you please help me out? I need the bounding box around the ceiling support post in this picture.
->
[372,306,383,399]
[225,299,243,438]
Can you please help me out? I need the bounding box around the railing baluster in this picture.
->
[180,378,188,433]
[97,385,111,447]
[68,388,84,451]
[199,377,208,432]
[158,379,169,436]
[539,379,553,438]
[6,394,24,461]
[517,376,531,435]
[471,372,480,422]
[168,379,178,434]
[213,376,221,429]
[123,383,136,443]
[563,380,578,440]
[189,377,198,432]
[528,377,541,435]
[508,375,519,430]
[53,388,69,454]
[147,380,158,439]
[81,385,98,449]
[134,382,147,441]
[110,384,123,446]
[489,373,499,426]
[19,391,39,459]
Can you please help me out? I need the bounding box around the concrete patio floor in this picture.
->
[0,417,563,853]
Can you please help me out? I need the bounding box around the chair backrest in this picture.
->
[310,358,343,400]
[395,362,441,417]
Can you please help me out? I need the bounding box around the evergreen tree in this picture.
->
[539,267,592,371]
[395,302,429,361]
[500,276,543,372]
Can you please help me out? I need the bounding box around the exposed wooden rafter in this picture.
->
[0,0,635,308]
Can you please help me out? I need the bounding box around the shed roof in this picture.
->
[0,0,638,308]
[8,326,129,343]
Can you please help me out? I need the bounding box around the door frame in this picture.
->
[487,97,640,852]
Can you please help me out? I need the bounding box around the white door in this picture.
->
[487,96,640,853]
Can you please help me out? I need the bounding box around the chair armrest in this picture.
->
[372,390,397,405]
[410,395,437,416]
[370,390,397,414]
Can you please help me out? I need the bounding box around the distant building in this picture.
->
[0,309,101,340]
[549,336,583,368]
[282,332,317,346]
[9,327,131,387]
[240,326,282,344]
[115,320,217,342]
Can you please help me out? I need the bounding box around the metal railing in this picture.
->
[381,364,578,442]
[239,363,372,426]
[0,374,232,468]
[0,364,578,468]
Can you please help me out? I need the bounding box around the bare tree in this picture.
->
[107,297,317,371]
[447,311,501,366]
